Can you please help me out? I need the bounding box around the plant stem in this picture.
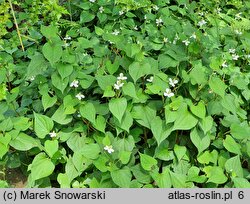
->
[8,0,24,52]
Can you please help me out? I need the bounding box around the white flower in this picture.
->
[49,131,57,138]
[216,7,222,14]
[229,48,235,54]
[146,76,154,82]
[114,80,124,90]
[163,37,168,43]
[119,10,124,16]
[117,73,127,81]
[235,30,242,35]
[164,88,174,98]
[182,39,190,46]
[29,76,35,81]
[198,12,204,16]
[235,13,242,20]
[190,33,197,39]
[89,0,96,2]
[63,42,70,47]
[244,54,250,59]
[76,92,85,100]
[197,19,207,27]
[104,145,114,154]
[144,15,147,20]
[153,5,159,11]
[64,36,71,41]
[112,29,120,35]
[156,18,163,26]
[221,61,228,68]
[134,25,138,30]
[208,89,213,94]
[70,80,79,88]
[99,6,104,13]
[232,54,239,61]
[169,78,178,87]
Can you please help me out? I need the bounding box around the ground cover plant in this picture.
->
[0,0,250,188]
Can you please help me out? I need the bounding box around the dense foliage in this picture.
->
[0,0,250,188]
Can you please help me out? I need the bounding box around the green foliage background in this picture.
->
[0,0,250,188]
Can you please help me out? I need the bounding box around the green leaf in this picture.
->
[118,110,133,133]
[79,143,100,159]
[111,167,132,187]
[80,102,96,124]
[140,153,158,171]
[225,155,243,178]
[42,93,57,111]
[203,166,227,184]
[199,116,213,134]
[129,61,151,83]
[0,133,11,159]
[131,164,152,184]
[233,178,250,188]
[190,127,210,154]
[57,173,71,188]
[170,172,187,187]
[174,145,187,161]
[56,63,73,79]
[12,117,30,131]
[173,105,198,130]
[44,140,58,158]
[93,115,106,133]
[96,75,117,91]
[80,11,95,23]
[0,117,13,132]
[41,25,58,39]
[119,151,131,164]
[34,112,54,139]
[51,73,69,93]
[198,150,218,164]
[187,166,207,183]
[52,105,72,125]
[26,53,48,78]
[109,98,127,123]
[158,54,178,69]
[190,101,206,119]
[189,61,207,85]
[230,123,250,140]
[223,135,241,155]
[209,76,226,98]
[95,26,104,36]
[28,153,55,181]
[42,42,62,65]
[152,168,171,188]
[9,132,37,151]
[122,82,138,99]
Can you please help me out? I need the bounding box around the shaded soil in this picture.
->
[6,168,27,188]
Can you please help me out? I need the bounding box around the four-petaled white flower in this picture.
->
[89,0,96,2]
[169,78,178,87]
[112,29,120,35]
[104,145,114,154]
[232,54,239,61]
[146,76,154,82]
[70,80,79,88]
[221,61,228,68]
[76,92,85,100]
[119,10,124,16]
[114,80,124,90]
[117,73,127,81]
[197,19,207,27]
[134,26,138,30]
[49,131,57,138]
[156,18,163,26]
[235,30,242,35]
[153,5,159,11]
[99,6,104,13]
[190,33,197,39]
[182,39,190,46]
[164,88,174,98]
[229,48,235,54]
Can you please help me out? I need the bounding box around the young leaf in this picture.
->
[34,112,54,139]
[140,153,158,171]
[223,135,241,155]
[109,98,127,123]
[28,153,55,182]
[111,167,132,188]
